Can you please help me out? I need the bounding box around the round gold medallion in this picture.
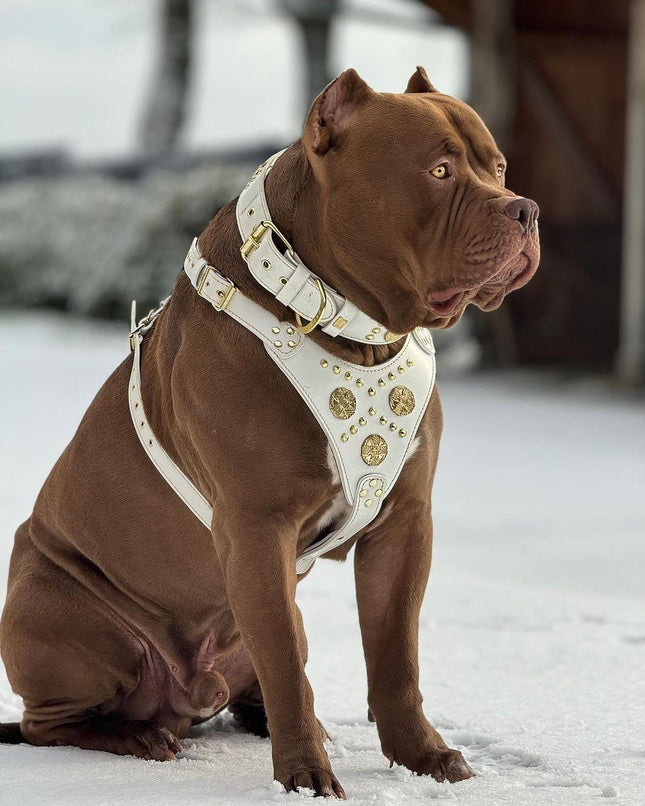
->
[329,387,357,420]
[389,386,416,417]
[361,434,388,466]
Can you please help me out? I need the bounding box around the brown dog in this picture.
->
[0,67,539,797]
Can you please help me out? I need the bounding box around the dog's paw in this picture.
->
[389,746,474,783]
[281,768,346,799]
[120,723,183,761]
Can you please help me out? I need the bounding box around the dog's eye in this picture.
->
[496,164,505,178]
[430,164,449,179]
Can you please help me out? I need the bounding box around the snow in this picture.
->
[1,311,644,805]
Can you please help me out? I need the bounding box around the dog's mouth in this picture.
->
[425,247,538,324]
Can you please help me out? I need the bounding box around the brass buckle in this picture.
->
[295,279,327,334]
[216,282,237,311]
[240,221,295,262]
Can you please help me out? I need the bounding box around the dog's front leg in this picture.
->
[354,502,473,784]
[215,512,345,799]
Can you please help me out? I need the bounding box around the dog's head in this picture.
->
[302,67,540,333]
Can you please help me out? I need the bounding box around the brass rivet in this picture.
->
[341,433,349,442]
[273,340,282,347]
[378,378,386,387]
[389,423,397,432]
[372,327,381,334]
[375,488,383,497]
[366,334,374,341]
[349,425,358,435]
[369,479,377,488]
[399,429,407,437]
[398,365,405,374]
[286,327,295,335]
[365,499,373,507]
[345,371,352,381]
[368,388,376,397]
[406,359,414,367]
[261,259,271,270]
[359,489,367,498]
[288,340,297,347]
[359,417,367,426]
[271,326,280,334]
[388,372,396,380]
[321,359,328,368]
[356,378,364,387]
[369,407,377,416]
[333,365,341,374]
[379,416,388,425]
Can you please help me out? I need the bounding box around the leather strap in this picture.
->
[236,151,406,346]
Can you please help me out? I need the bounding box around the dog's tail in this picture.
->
[0,722,24,743]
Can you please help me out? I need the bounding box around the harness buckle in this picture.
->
[240,221,295,262]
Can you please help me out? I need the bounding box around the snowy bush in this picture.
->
[0,162,250,317]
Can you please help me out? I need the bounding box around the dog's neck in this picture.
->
[196,143,405,367]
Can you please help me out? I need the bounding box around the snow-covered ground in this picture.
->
[1,312,644,805]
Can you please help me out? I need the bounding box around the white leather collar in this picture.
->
[235,150,406,346]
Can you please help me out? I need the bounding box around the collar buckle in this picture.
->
[240,220,295,262]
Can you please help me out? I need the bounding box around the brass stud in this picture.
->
[333,365,341,374]
[359,416,367,426]
[271,327,280,334]
[369,479,377,488]
[366,334,375,341]
[321,359,328,368]
[273,340,282,347]
[349,425,358,435]
[372,327,381,334]
[286,326,295,335]
[375,488,383,497]
[399,429,407,437]
[345,371,352,381]
[356,378,364,387]
[398,366,405,374]
[406,359,414,367]
[379,416,388,425]
[368,387,376,397]
[369,407,377,416]
[359,489,367,498]
[378,378,386,387]
[341,433,349,442]
[287,340,297,347]
[261,259,271,270]
[365,499,373,507]
[388,372,396,380]
[389,423,397,432]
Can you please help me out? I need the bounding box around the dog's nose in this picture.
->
[503,197,539,234]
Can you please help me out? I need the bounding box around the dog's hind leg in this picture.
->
[1,546,182,760]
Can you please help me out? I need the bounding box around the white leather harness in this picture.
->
[128,152,436,574]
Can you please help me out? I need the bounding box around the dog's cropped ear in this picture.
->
[304,69,372,155]
[405,66,438,94]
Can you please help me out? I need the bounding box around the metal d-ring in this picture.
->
[295,279,327,334]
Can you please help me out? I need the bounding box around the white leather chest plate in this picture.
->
[263,330,436,572]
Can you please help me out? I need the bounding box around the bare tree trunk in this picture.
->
[282,0,339,105]
[617,0,645,384]
[140,0,193,155]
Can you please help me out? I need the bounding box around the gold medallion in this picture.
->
[329,387,357,420]
[361,434,388,466]
[389,386,416,416]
